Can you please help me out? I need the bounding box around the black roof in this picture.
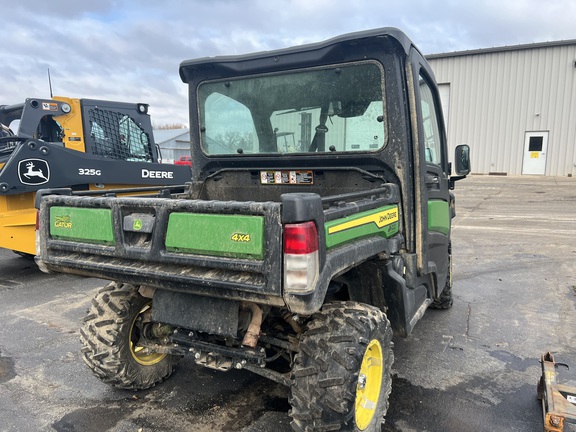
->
[179,27,418,83]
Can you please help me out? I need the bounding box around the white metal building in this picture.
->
[427,40,576,176]
[153,128,190,164]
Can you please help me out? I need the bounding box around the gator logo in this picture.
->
[54,215,72,229]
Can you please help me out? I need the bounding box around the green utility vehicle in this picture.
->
[36,28,470,430]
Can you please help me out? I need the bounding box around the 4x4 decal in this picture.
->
[231,233,251,242]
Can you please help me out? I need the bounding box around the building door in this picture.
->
[522,131,548,175]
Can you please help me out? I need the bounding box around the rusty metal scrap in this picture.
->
[538,352,576,432]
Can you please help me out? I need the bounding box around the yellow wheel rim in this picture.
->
[355,339,383,430]
[129,303,167,366]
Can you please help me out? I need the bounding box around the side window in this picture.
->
[419,72,443,165]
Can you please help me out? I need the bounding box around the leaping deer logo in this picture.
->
[23,162,48,181]
[18,158,50,185]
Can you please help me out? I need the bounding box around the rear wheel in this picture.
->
[80,281,179,390]
[290,301,394,431]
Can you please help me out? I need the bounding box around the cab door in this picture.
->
[413,63,452,295]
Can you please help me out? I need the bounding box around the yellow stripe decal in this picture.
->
[328,208,399,235]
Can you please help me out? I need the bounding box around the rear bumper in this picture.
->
[37,195,284,305]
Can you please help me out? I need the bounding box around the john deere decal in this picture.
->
[325,205,399,249]
[18,159,50,185]
[328,207,398,235]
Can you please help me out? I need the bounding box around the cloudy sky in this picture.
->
[2,0,575,127]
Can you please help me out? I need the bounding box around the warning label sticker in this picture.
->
[260,170,313,185]
[42,102,59,111]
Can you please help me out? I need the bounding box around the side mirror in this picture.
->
[454,144,470,176]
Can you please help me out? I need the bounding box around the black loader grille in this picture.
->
[88,108,153,162]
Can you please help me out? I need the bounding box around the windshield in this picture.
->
[198,62,386,155]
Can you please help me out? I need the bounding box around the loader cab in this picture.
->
[0,97,159,163]
[80,99,156,162]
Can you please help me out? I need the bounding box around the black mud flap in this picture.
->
[152,290,239,338]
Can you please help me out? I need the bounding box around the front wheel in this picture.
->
[80,282,180,390]
[290,301,394,431]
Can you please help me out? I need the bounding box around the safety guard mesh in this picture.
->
[88,108,154,162]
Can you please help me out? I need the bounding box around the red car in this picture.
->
[174,156,192,167]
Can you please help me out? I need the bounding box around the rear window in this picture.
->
[198,61,386,156]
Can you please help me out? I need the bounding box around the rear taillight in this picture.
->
[283,222,319,294]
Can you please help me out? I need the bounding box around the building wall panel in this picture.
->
[428,43,576,176]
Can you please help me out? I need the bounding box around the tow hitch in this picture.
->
[538,352,576,431]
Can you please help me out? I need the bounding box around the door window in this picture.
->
[528,136,543,152]
[419,73,443,165]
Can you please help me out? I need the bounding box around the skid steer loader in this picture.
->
[0,96,190,257]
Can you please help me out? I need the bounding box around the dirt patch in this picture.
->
[186,378,290,431]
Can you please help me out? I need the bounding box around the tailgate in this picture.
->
[36,195,283,304]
